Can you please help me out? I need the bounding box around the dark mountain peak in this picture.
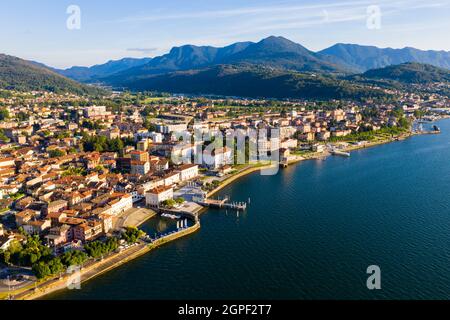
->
[253,36,310,54]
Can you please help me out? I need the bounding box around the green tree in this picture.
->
[122,227,144,244]
[49,149,66,158]
[175,198,185,205]
[0,108,9,121]
[32,261,51,279]
[61,250,88,267]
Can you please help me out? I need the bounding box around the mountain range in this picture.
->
[53,36,450,85]
[1,36,450,99]
[117,64,390,100]
[0,54,105,95]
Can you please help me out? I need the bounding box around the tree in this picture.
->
[16,111,29,122]
[0,250,11,265]
[161,199,176,208]
[0,108,9,121]
[60,250,88,267]
[175,198,185,205]
[398,117,411,129]
[49,149,66,158]
[122,227,144,244]
[84,237,119,259]
[32,261,51,279]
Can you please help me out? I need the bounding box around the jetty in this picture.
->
[196,196,247,211]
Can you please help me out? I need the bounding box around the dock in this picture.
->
[196,197,247,211]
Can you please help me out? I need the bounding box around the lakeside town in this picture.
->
[0,87,449,299]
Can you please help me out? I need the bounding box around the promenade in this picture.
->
[9,221,201,300]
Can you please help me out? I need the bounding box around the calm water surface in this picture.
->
[50,120,450,300]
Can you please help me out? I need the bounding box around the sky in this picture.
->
[0,0,449,69]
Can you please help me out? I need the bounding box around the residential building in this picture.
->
[145,186,173,208]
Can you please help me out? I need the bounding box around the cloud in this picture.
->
[115,0,379,23]
[127,47,158,54]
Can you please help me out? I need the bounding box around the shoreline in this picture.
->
[12,222,201,300]
[5,128,436,300]
[206,131,422,198]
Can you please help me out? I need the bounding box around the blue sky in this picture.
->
[1,0,449,68]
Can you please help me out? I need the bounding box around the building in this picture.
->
[145,186,173,208]
[130,150,149,162]
[23,219,52,235]
[46,200,68,215]
[47,212,68,227]
[0,157,15,169]
[0,234,17,251]
[312,144,326,153]
[15,209,40,226]
[316,131,331,141]
[83,106,111,119]
[45,225,71,248]
[203,147,232,170]
[73,220,103,242]
[280,139,298,149]
[137,139,150,152]
[149,132,163,143]
[156,123,188,134]
[98,213,113,234]
[177,164,199,181]
[163,171,181,187]
[107,193,133,216]
[130,161,150,175]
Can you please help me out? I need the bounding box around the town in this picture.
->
[0,87,448,299]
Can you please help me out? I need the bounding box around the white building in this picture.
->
[108,194,133,216]
[280,139,298,149]
[150,132,163,143]
[177,164,199,181]
[146,186,174,208]
[83,106,111,118]
[157,123,188,134]
[203,147,232,170]
[163,171,181,186]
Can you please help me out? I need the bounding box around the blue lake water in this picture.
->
[50,120,450,300]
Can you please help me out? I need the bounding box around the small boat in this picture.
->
[161,213,181,220]
[330,150,350,157]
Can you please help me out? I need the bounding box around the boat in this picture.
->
[161,213,181,220]
[330,149,350,157]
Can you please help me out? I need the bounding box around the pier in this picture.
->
[196,197,247,211]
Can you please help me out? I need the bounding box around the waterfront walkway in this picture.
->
[9,220,201,300]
